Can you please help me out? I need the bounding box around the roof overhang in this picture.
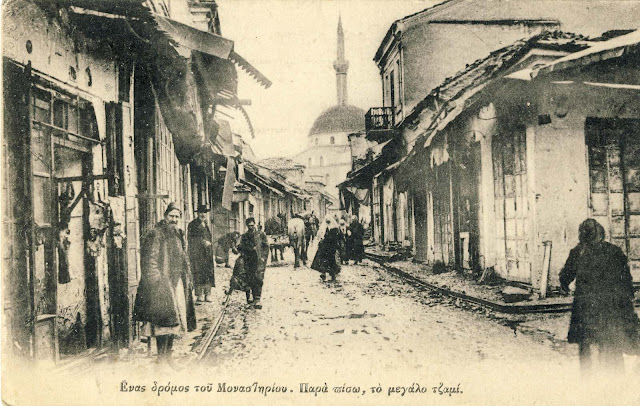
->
[67,4,271,89]
[154,14,271,88]
[506,30,640,81]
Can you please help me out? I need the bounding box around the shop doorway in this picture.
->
[586,117,640,281]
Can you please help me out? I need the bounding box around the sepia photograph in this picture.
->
[1,0,640,405]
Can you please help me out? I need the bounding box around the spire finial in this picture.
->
[333,15,349,106]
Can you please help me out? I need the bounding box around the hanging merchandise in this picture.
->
[86,201,109,257]
[58,182,76,284]
[58,228,72,284]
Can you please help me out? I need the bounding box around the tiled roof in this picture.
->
[258,157,305,171]
[375,0,640,62]
[404,31,591,125]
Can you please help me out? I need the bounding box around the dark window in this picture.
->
[118,61,132,102]
[106,103,125,196]
[389,70,395,109]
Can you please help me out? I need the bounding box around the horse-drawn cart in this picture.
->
[265,216,289,263]
[266,234,288,262]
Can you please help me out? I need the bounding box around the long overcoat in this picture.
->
[560,240,639,352]
[311,228,342,276]
[133,220,196,331]
[237,229,269,282]
[187,218,215,286]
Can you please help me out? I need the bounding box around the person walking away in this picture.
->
[338,218,348,265]
[133,202,197,369]
[560,218,640,376]
[237,217,269,309]
[347,217,365,264]
[311,215,342,281]
[309,211,319,241]
[187,204,214,303]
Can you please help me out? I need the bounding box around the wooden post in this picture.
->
[539,241,552,299]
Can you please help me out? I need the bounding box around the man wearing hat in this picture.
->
[188,204,215,302]
[134,202,196,368]
[237,217,269,309]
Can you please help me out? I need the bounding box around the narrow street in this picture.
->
[206,257,576,375]
[195,245,590,403]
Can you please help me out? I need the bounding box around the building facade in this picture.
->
[2,0,270,363]
[340,0,640,293]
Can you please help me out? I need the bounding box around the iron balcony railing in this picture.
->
[365,107,395,132]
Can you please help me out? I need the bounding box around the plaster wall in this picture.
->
[3,0,124,350]
[3,1,118,106]
[295,131,353,198]
[531,112,589,288]
[401,23,547,115]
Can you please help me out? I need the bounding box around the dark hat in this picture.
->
[164,202,182,216]
[195,204,210,213]
[245,217,256,226]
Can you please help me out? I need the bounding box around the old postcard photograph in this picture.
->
[2,0,640,405]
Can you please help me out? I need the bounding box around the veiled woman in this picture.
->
[311,215,342,281]
[560,218,640,374]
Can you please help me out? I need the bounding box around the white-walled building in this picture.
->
[293,18,365,202]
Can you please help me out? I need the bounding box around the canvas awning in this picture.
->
[154,14,271,89]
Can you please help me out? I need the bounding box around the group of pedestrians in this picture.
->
[132,203,268,368]
[130,201,636,376]
[310,214,365,282]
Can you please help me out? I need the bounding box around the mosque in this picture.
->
[293,17,365,203]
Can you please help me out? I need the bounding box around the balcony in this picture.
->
[365,107,396,142]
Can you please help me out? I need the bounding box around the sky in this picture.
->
[215,0,438,159]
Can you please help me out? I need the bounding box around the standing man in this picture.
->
[309,211,319,241]
[188,204,215,303]
[134,202,196,368]
[237,217,269,309]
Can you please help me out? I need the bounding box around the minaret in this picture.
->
[333,16,349,106]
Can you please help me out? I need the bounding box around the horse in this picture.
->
[287,215,308,268]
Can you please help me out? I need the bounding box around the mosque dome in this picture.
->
[308,104,365,136]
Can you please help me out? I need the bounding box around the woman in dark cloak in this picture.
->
[311,215,342,281]
[560,218,640,374]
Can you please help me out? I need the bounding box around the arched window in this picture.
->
[330,136,335,145]
[308,157,312,167]
[315,138,319,146]
[319,156,324,166]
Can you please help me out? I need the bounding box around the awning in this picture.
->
[534,30,640,79]
[155,14,272,89]
[505,30,640,81]
[215,120,237,157]
[154,15,233,59]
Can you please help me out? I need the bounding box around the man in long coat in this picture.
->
[237,217,269,309]
[560,218,640,374]
[188,204,214,302]
[133,202,196,367]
